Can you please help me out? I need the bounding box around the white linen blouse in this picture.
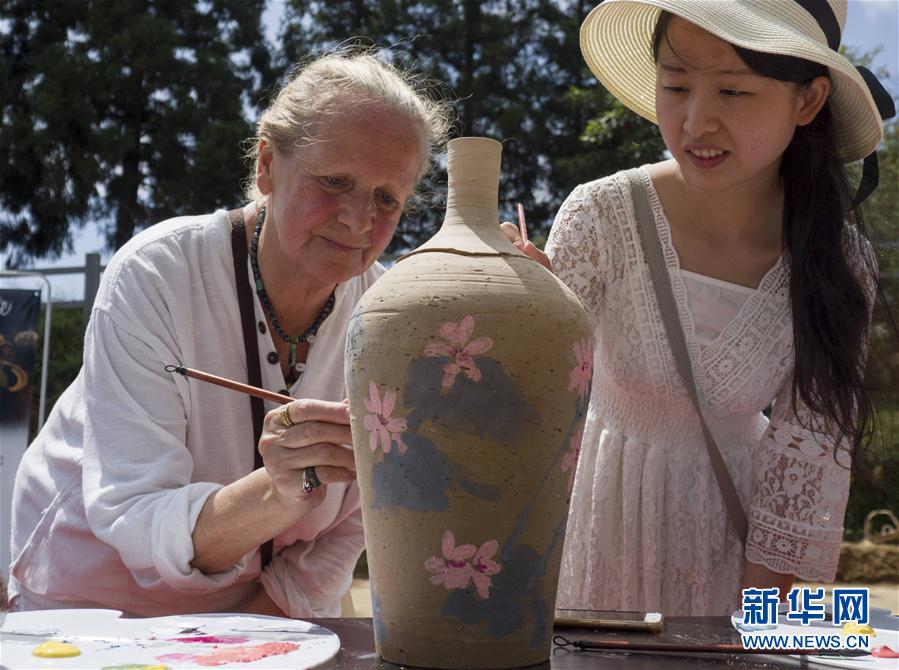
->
[9,209,383,617]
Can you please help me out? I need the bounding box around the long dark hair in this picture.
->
[652,12,876,459]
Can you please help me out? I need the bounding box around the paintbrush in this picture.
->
[552,635,871,657]
[517,202,529,245]
[165,364,292,405]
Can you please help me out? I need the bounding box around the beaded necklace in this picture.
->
[249,206,336,380]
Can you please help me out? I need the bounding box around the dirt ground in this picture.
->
[345,579,898,618]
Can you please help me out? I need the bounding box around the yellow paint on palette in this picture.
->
[31,640,81,658]
[842,621,876,636]
[100,665,168,670]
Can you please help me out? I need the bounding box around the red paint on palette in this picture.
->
[170,636,250,644]
[157,642,300,666]
[871,645,899,658]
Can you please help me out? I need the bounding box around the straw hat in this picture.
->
[580,0,892,163]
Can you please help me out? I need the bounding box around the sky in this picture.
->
[4,0,898,301]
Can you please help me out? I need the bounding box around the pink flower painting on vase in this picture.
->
[471,540,501,599]
[425,531,502,599]
[423,315,494,390]
[363,381,408,455]
[560,424,584,495]
[568,338,593,400]
[424,530,476,590]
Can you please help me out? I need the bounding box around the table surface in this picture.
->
[306,617,811,669]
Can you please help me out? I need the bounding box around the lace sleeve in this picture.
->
[545,183,605,317]
[745,231,878,581]
[746,389,851,581]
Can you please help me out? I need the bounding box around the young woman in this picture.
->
[505,0,893,615]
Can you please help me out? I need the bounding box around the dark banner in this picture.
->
[0,288,41,426]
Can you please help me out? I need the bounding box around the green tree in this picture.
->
[864,120,899,395]
[835,49,899,539]
[843,118,899,540]
[864,120,899,278]
[278,0,664,250]
[28,307,84,438]
[0,0,272,265]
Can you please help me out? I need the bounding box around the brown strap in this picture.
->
[228,208,273,568]
[624,169,749,545]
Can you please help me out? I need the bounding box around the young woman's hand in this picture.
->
[499,221,554,272]
[740,561,795,601]
[258,399,356,512]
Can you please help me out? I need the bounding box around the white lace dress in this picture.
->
[549,168,870,616]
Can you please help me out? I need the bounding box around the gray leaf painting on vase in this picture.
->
[434,394,589,646]
[368,352,538,512]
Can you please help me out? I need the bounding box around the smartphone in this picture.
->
[554,608,664,633]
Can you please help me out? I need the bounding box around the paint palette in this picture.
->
[0,609,341,669]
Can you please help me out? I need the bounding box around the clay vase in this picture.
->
[345,137,593,669]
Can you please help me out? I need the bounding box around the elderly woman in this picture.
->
[9,53,450,617]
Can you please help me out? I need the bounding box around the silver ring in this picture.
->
[301,466,322,494]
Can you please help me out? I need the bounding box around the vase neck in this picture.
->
[443,138,501,232]
[411,137,519,257]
